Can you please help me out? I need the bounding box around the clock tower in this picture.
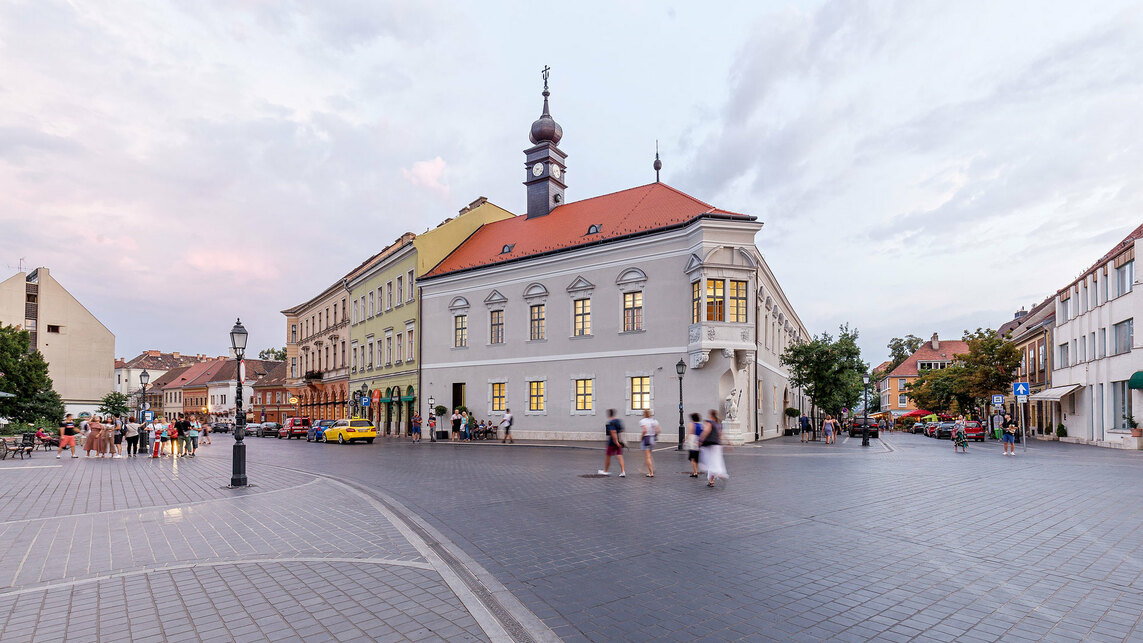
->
[524,67,567,219]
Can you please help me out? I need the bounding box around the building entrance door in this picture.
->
[452,383,466,413]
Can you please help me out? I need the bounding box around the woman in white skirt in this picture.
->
[698,409,728,487]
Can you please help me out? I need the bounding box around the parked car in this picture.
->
[936,422,957,440]
[211,422,232,434]
[307,419,336,442]
[963,421,986,442]
[258,422,281,438]
[324,418,377,444]
[279,417,311,439]
[244,422,262,437]
[924,422,940,437]
[847,418,880,438]
[911,422,925,434]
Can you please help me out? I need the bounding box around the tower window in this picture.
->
[501,244,515,254]
[586,224,601,235]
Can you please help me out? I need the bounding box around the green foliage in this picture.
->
[906,328,1021,417]
[433,405,448,417]
[258,347,287,361]
[0,324,65,424]
[906,365,973,414]
[0,416,58,436]
[886,335,923,372]
[780,324,867,417]
[1056,424,1067,438]
[784,407,801,418]
[97,391,131,418]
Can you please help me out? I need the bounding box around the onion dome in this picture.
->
[529,89,563,145]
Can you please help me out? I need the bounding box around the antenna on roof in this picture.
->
[653,140,662,183]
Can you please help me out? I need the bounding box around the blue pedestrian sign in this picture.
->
[992,394,1003,406]
[1013,382,1029,396]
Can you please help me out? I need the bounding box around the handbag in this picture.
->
[684,434,699,451]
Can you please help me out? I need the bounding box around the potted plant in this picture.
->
[1127,414,1141,438]
[784,407,801,436]
[1055,423,1067,439]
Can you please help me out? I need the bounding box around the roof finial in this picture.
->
[653,140,662,183]
[541,65,550,93]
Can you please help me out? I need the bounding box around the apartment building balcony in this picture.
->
[687,322,755,369]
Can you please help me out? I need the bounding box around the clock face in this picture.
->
[550,164,561,179]
[532,162,544,177]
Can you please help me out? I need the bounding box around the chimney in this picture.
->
[172,352,180,358]
[1013,308,1027,320]
[931,333,940,350]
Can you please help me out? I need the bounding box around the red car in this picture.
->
[278,417,311,439]
[963,421,986,442]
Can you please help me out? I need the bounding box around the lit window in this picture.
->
[454,315,468,348]
[490,310,504,344]
[691,281,701,324]
[530,305,545,340]
[706,279,725,322]
[573,298,591,336]
[728,280,748,323]
[623,292,643,332]
[630,376,651,411]
[528,380,545,412]
[575,379,593,411]
[491,382,506,412]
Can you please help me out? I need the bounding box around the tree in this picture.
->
[886,334,924,372]
[97,391,131,418]
[780,324,867,418]
[258,347,287,361]
[958,327,1021,410]
[906,365,974,415]
[0,324,65,423]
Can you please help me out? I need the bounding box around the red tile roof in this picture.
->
[149,366,191,389]
[162,359,225,390]
[253,361,289,388]
[207,359,276,384]
[423,182,752,278]
[886,338,970,378]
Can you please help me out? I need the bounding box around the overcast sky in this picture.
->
[2,1,1141,365]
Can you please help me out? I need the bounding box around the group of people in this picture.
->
[597,408,729,487]
[52,413,211,459]
[448,408,514,444]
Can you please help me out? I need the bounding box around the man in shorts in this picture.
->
[57,413,79,458]
[111,414,125,458]
[1001,413,1017,456]
[175,415,192,457]
[598,409,626,477]
[500,408,514,444]
[411,413,422,443]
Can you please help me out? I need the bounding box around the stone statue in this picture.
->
[724,388,739,421]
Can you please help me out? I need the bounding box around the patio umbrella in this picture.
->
[901,409,931,418]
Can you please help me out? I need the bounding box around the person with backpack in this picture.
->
[500,408,514,444]
[597,409,626,477]
[698,409,728,487]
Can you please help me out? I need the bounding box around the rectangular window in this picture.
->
[1112,380,1133,431]
[1058,343,1070,368]
[47,325,60,333]
[706,279,725,322]
[407,326,415,362]
[1099,328,1107,358]
[369,292,375,317]
[575,378,593,411]
[691,281,701,324]
[1059,297,1069,323]
[352,300,358,324]
[1116,260,1134,297]
[530,304,545,340]
[407,270,415,301]
[528,380,545,412]
[291,358,297,377]
[898,393,908,407]
[490,310,504,344]
[623,292,643,332]
[898,378,906,391]
[291,324,297,343]
[387,282,393,310]
[367,341,374,368]
[454,315,468,348]
[385,335,393,365]
[396,277,403,306]
[630,376,651,411]
[1080,338,1087,363]
[728,280,748,323]
[351,346,357,372]
[396,333,403,362]
[491,382,506,412]
[1113,319,1133,355]
[573,298,591,336]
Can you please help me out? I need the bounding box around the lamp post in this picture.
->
[139,369,150,452]
[230,318,249,487]
[428,394,437,442]
[861,373,871,447]
[359,382,368,420]
[676,358,687,450]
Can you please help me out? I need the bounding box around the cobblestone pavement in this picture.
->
[4,432,1143,641]
[236,431,1143,642]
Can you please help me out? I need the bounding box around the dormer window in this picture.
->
[586,224,601,235]
[500,244,515,254]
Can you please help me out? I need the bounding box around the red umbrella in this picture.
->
[901,409,932,418]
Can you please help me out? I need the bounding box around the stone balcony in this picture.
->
[687,322,755,369]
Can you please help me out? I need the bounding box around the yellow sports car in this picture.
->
[324,418,377,444]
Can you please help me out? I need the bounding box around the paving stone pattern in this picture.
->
[238,431,1143,641]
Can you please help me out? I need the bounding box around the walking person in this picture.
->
[687,413,702,477]
[111,414,124,458]
[201,420,212,445]
[186,421,200,457]
[598,409,626,477]
[698,409,728,487]
[823,415,838,445]
[990,410,1004,440]
[500,408,514,444]
[953,415,968,453]
[411,413,422,443]
[1001,413,1017,456]
[799,413,811,443]
[124,416,140,457]
[451,410,461,443]
[56,413,79,459]
[639,409,661,477]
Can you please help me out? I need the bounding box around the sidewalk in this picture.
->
[0,447,553,642]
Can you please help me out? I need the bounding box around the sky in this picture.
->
[2,0,1141,366]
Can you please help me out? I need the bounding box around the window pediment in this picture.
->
[523,283,549,302]
[615,267,647,293]
[449,296,470,312]
[566,275,595,295]
[484,289,508,309]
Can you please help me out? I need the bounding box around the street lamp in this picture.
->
[359,382,368,419]
[861,373,871,447]
[427,394,437,442]
[229,318,249,487]
[676,358,687,451]
[139,369,150,452]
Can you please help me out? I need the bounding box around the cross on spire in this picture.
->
[542,65,550,92]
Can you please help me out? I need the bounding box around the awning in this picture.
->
[1130,371,1143,390]
[1029,384,1082,401]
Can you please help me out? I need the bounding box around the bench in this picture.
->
[2,434,36,460]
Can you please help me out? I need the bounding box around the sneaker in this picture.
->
[618,472,626,478]
[71,455,77,458]
[113,454,122,459]
[56,454,61,459]
[597,470,609,476]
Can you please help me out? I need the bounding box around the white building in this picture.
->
[418,83,808,443]
[1040,223,1141,447]
[206,359,276,424]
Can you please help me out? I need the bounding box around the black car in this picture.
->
[935,422,957,440]
[847,419,880,438]
[211,422,232,434]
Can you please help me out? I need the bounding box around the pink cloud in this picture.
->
[401,156,449,195]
